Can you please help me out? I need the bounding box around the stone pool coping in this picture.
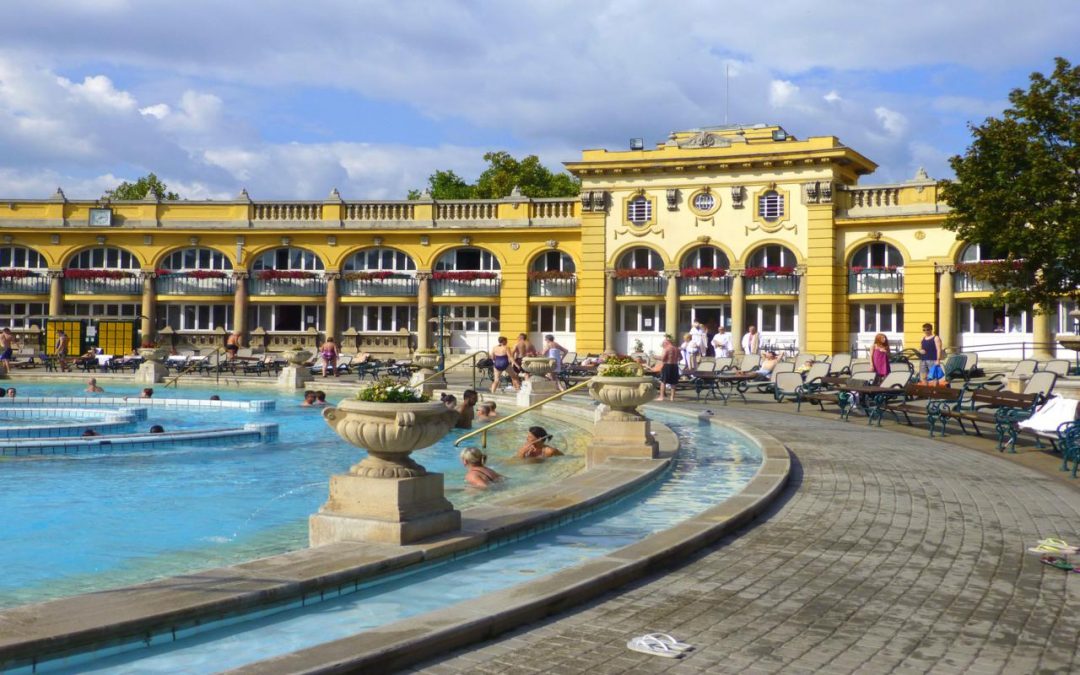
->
[1,423,279,456]
[0,406,673,672]
[0,396,275,411]
[230,408,791,675]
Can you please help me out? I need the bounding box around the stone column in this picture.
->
[47,269,64,316]
[416,271,432,350]
[140,272,156,342]
[324,272,340,341]
[604,269,616,353]
[664,270,679,339]
[233,272,249,343]
[937,266,955,353]
[1032,303,1054,360]
[797,268,808,352]
[731,272,746,354]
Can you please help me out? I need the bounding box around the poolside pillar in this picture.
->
[324,271,340,342]
[417,271,432,351]
[233,272,249,345]
[937,267,956,353]
[797,269,808,352]
[664,269,679,341]
[603,269,616,353]
[731,272,746,354]
[1032,304,1054,360]
[48,269,64,316]
[140,272,156,343]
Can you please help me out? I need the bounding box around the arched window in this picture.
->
[850,242,903,269]
[0,245,47,270]
[252,247,325,271]
[531,251,576,274]
[434,247,500,272]
[627,196,652,225]
[959,242,1007,263]
[681,246,730,270]
[343,248,416,272]
[616,247,663,270]
[159,247,233,271]
[748,244,796,268]
[758,190,784,221]
[67,246,139,270]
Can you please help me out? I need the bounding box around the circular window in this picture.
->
[688,189,720,216]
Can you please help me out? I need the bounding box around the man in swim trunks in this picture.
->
[55,329,70,371]
[455,389,478,429]
[0,328,16,375]
[225,330,242,361]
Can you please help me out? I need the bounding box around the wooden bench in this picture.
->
[939,389,1044,450]
[883,384,965,437]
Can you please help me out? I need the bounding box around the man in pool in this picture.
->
[516,426,563,460]
[455,389,478,429]
[85,378,104,393]
[5,387,15,398]
[300,390,317,407]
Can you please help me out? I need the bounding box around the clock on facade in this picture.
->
[88,208,112,226]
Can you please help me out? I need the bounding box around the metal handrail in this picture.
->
[454,379,591,449]
[412,351,488,389]
[163,347,226,388]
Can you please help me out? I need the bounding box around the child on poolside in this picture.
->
[460,447,504,488]
[515,425,563,460]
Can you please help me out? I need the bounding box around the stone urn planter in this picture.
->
[138,347,169,363]
[589,360,656,422]
[322,399,458,478]
[412,351,440,370]
[281,349,313,365]
[521,356,555,378]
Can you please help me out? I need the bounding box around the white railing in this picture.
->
[529,199,576,220]
[847,187,900,209]
[435,201,498,221]
[344,202,415,221]
[251,203,323,221]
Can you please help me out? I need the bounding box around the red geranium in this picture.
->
[681,267,727,279]
[432,271,498,281]
[743,266,794,278]
[0,269,36,279]
[256,269,316,280]
[614,268,660,279]
[527,270,575,280]
[64,269,134,280]
[343,271,411,281]
[850,265,898,274]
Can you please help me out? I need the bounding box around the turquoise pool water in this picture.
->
[0,383,587,609]
[48,413,761,674]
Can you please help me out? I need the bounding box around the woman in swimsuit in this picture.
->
[489,336,520,393]
[319,337,339,377]
[515,425,563,461]
[461,447,504,488]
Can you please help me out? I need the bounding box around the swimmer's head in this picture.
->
[460,447,487,466]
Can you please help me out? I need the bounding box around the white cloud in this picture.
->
[824,90,842,104]
[139,103,170,119]
[769,80,799,108]
[57,74,136,111]
[875,106,908,138]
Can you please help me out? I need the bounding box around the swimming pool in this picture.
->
[48,412,761,674]
[0,383,588,609]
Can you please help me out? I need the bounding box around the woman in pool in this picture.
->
[460,447,504,488]
[515,425,563,460]
[489,336,520,393]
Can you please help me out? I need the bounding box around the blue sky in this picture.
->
[0,0,1076,200]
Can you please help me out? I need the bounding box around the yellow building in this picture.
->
[0,124,1072,361]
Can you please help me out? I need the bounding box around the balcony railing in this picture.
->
[848,270,904,294]
[431,277,501,297]
[615,276,667,296]
[0,274,50,295]
[528,277,577,297]
[155,274,237,296]
[954,273,995,293]
[745,274,799,295]
[64,276,143,295]
[678,276,732,296]
[248,276,328,296]
[339,276,419,297]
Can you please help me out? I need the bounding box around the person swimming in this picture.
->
[515,425,563,460]
[460,447,504,488]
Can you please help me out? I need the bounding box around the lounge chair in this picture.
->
[830,353,853,375]
[736,354,760,371]
[850,360,874,378]
[1040,360,1070,377]
[773,371,806,404]
[1023,371,1057,398]
[879,371,913,389]
[755,361,796,394]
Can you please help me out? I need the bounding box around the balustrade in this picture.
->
[248,276,328,296]
[744,274,799,295]
[954,273,995,293]
[528,277,576,297]
[846,187,900,209]
[251,202,323,221]
[155,275,237,296]
[848,270,904,294]
[434,201,498,221]
[529,199,576,220]
[678,276,732,296]
[0,275,50,295]
[431,277,501,297]
[339,276,419,297]
[614,276,667,296]
[344,202,415,221]
[64,276,143,295]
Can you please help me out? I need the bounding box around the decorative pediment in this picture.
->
[677,131,732,149]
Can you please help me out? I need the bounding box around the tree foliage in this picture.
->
[408,151,579,200]
[106,173,180,201]
[939,57,1080,310]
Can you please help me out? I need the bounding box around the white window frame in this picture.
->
[434,247,501,273]
[627,196,652,225]
[68,247,139,270]
[157,303,234,332]
[160,247,233,272]
[0,302,49,327]
[252,247,325,272]
[343,248,417,272]
[342,305,416,333]
[758,191,784,221]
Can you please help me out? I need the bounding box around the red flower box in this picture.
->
[743,266,794,278]
[850,265,898,274]
[64,269,135,280]
[342,271,411,281]
[432,271,498,281]
[0,269,36,279]
[681,267,727,279]
[256,269,316,281]
[527,270,575,280]
[614,268,660,279]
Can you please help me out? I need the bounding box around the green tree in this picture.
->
[408,152,579,199]
[106,173,180,201]
[939,57,1080,310]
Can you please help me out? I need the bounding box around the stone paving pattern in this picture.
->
[412,403,1080,674]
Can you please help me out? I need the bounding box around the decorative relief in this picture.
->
[802,181,833,204]
[676,131,732,149]
[914,230,926,240]
[730,185,745,208]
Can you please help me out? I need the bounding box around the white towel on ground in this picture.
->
[1018,397,1079,433]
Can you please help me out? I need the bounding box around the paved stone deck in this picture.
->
[413,403,1080,674]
